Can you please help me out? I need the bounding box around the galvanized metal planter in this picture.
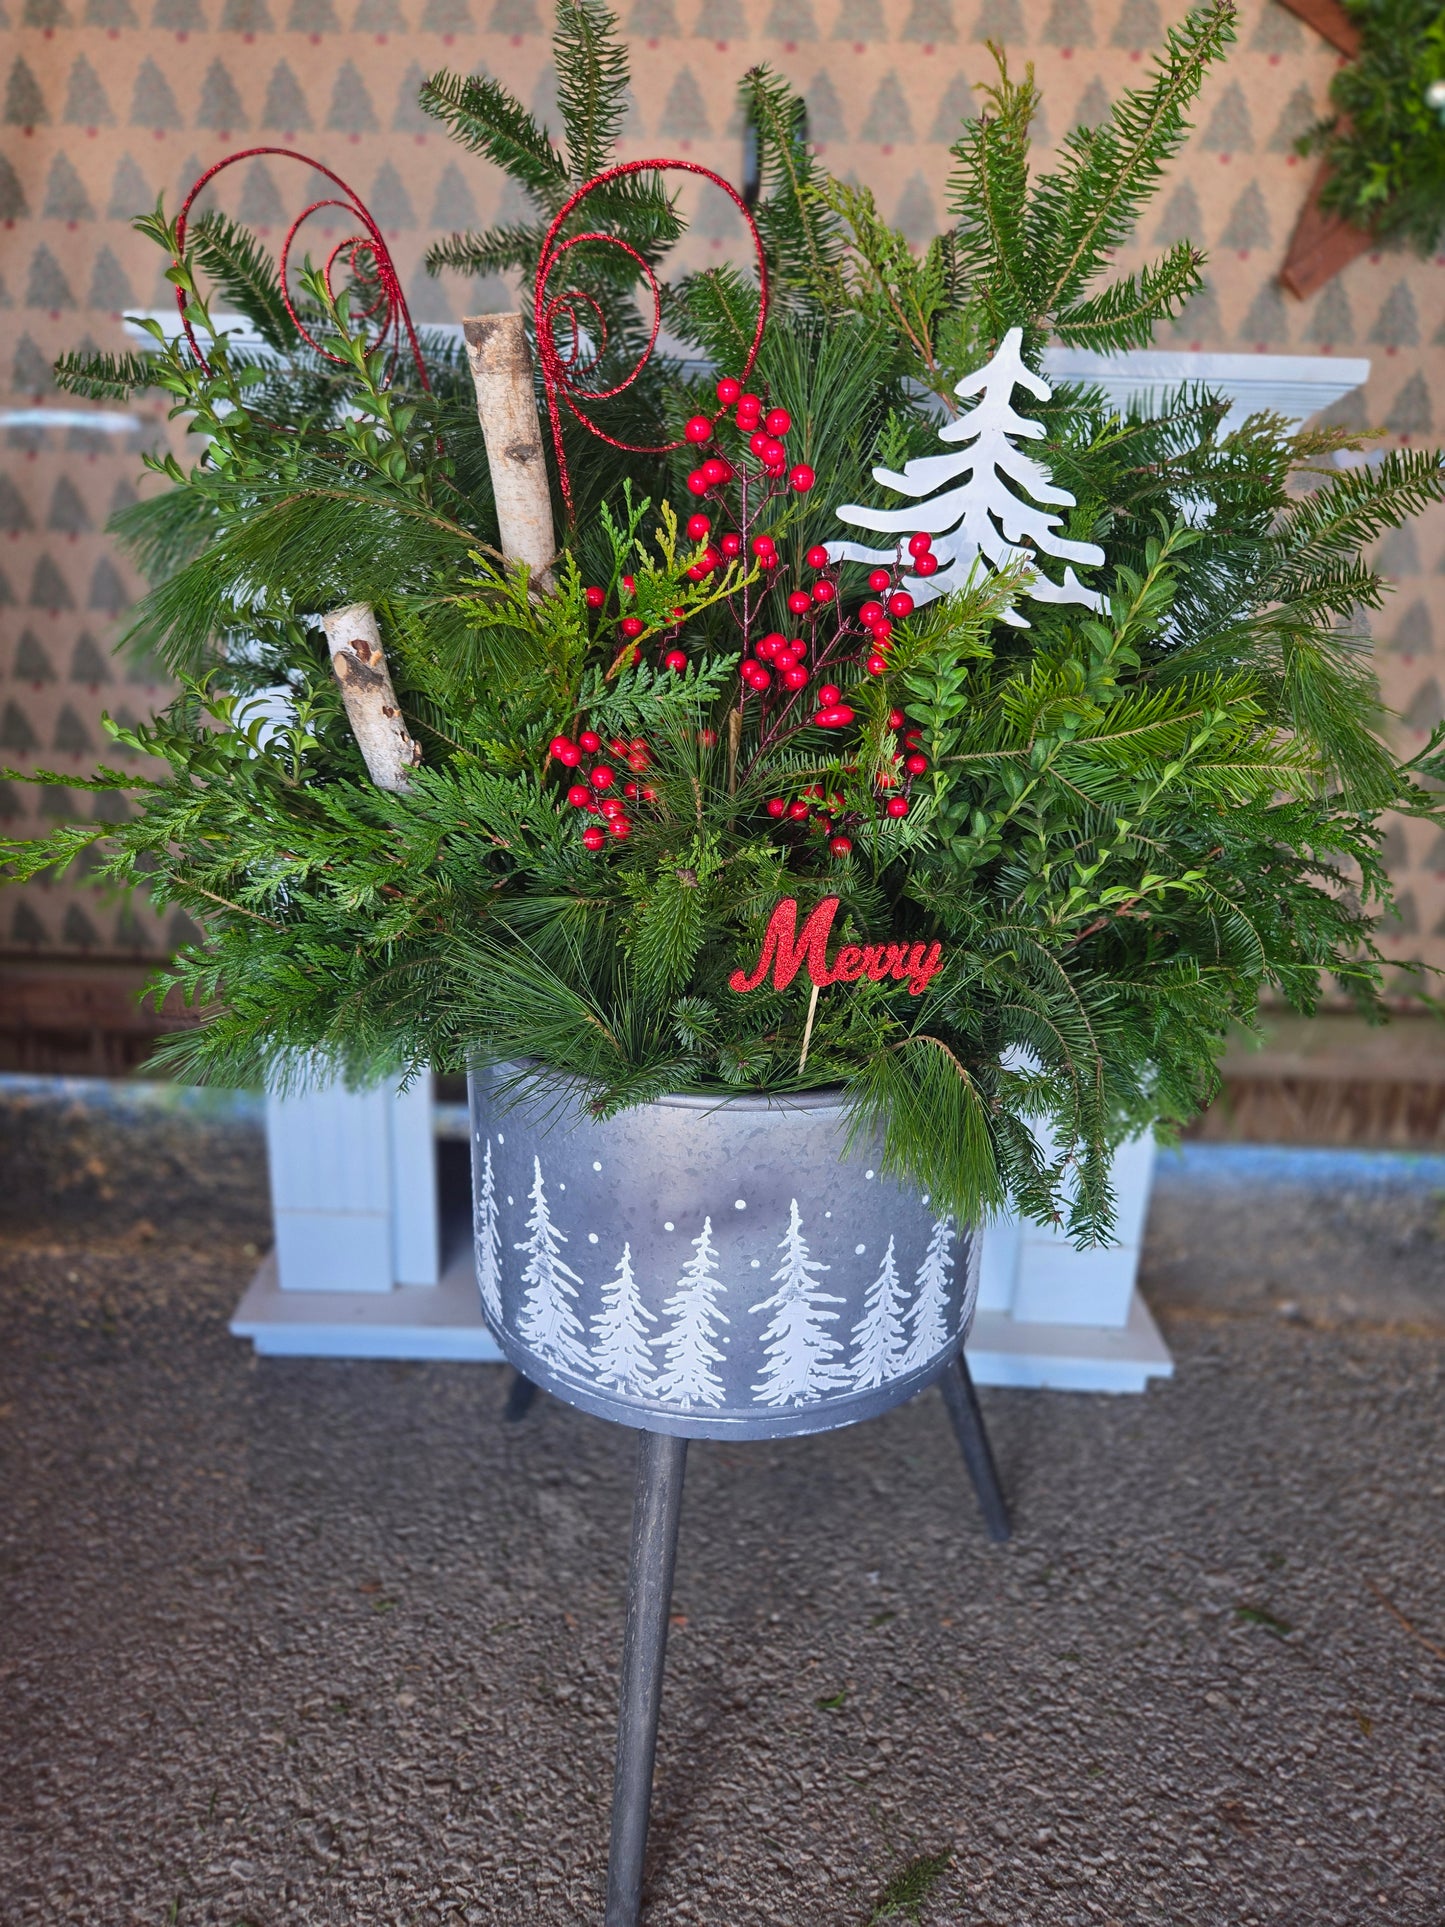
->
[467,1066,980,1441]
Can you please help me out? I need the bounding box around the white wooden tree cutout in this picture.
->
[827,326,1106,628]
[473,1137,503,1332]
[653,1218,730,1409]
[903,1215,956,1372]
[751,1199,848,1407]
[850,1235,909,1391]
[591,1241,657,1396]
[513,1155,589,1375]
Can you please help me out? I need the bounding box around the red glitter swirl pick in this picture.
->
[533,159,769,515]
[174,148,430,392]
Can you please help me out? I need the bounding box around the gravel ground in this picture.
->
[1,1086,1443,1927]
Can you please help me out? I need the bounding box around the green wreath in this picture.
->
[1305,0,1445,253]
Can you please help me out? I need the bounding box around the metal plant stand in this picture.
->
[606,1431,691,1927]
[603,1358,1006,1927]
[469,1072,1011,1927]
[504,1353,1011,1536]
[502,1369,540,1423]
[503,1354,1010,1927]
[938,1353,1012,1544]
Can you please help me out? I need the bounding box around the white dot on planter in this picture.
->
[506,1195,514,1206]
[922,1193,931,1205]
[592,1160,602,1172]
[855,1243,866,1255]
[497,1133,504,1144]
[824,1210,832,1219]
[559,1181,566,1191]
[750,1258,760,1268]
[587,1232,598,1244]
[734,1199,746,1210]
[865,1168,875,1180]
[664,1221,674,1232]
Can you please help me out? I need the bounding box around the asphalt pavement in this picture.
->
[1,1082,1442,1926]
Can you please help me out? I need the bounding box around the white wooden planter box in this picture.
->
[230,349,1370,1394]
[122,317,1370,449]
[1040,347,1371,437]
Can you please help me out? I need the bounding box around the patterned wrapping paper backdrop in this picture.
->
[2,0,1443,974]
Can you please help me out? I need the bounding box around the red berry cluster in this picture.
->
[580,573,694,677]
[577,372,821,686]
[682,375,817,500]
[564,370,941,866]
[550,729,655,849]
[764,784,852,856]
[741,631,810,699]
[684,512,760,586]
[854,532,935,664]
[761,708,930,858]
[739,520,933,727]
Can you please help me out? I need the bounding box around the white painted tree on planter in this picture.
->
[850,1235,908,1390]
[591,1241,657,1396]
[903,1215,956,1372]
[827,325,1106,628]
[514,1155,589,1375]
[653,1218,730,1409]
[473,1136,503,1331]
[751,1199,847,1407]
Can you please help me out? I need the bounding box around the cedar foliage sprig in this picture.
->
[8,0,1445,1245]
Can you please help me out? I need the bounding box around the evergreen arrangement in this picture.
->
[1304,0,1445,252]
[7,0,1445,1244]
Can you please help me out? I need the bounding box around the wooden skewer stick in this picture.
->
[320,601,422,794]
[798,981,821,1075]
[461,312,556,589]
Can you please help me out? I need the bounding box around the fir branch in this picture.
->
[554,0,631,184]
[846,1032,1008,1227]
[189,210,295,354]
[669,266,764,374]
[54,350,160,400]
[573,174,686,264]
[1052,242,1206,351]
[741,66,845,309]
[1028,0,1237,319]
[425,222,546,279]
[948,48,1038,334]
[1264,449,1445,571]
[419,69,569,203]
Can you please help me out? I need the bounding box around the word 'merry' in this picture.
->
[729,897,944,999]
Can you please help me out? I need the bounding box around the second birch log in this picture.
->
[461,312,556,587]
[321,601,422,793]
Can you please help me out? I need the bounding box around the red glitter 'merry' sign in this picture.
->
[729,898,944,999]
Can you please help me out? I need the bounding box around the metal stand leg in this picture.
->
[502,1370,539,1423]
[605,1429,689,1927]
[939,1352,1012,1543]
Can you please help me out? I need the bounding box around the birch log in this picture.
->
[461,312,556,587]
[321,601,422,793]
